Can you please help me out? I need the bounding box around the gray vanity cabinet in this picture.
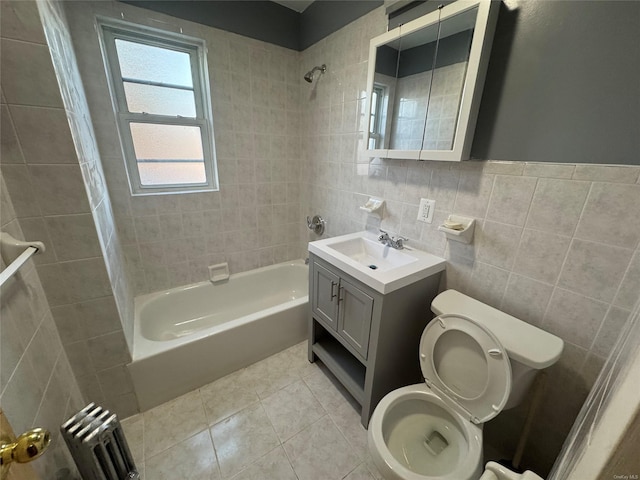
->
[312,262,374,359]
[311,262,339,328]
[308,253,442,428]
[337,280,373,359]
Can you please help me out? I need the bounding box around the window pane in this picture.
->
[115,39,193,87]
[138,162,206,186]
[130,123,206,185]
[124,82,196,117]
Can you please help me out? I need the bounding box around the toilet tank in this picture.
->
[431,290,564,408]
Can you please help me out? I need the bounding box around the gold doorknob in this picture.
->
[0,428,51,467]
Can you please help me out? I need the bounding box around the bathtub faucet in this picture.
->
[378,230,408,250]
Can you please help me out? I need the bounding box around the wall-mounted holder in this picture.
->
[306,215,325,235]
[0,232,46,288]
[359,197,385,217]
[209,262,229,283]
[438,214,475,244]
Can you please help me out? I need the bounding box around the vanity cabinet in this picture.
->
[308,254,442,427]
[312,262,374,359]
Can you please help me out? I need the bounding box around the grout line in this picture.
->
[30,349,63,430]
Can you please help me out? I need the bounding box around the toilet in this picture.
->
[368,290,564,480]
[479,462,544,480]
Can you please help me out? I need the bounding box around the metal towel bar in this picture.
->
[0,232,45,287]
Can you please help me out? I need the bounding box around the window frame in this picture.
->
[368,84,386,149]
[98,18,219,195]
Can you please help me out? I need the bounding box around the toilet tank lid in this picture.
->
[431,290,564,369]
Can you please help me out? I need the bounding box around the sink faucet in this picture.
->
[378,230,408,249]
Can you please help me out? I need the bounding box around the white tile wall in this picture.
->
[64,0,304,296]
[298,6,640,475]
[1,0,138,420]
[0,171,84,479]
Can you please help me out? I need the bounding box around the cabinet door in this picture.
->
[337,279,374,358]
[312,262,339,329]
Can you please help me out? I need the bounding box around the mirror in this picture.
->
[365,0,499,161]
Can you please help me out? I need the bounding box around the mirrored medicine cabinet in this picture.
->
[365,0,499,161]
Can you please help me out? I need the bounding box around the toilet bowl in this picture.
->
[368,290,563,480]
[368,384,483,480]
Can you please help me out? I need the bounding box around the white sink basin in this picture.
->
[308,231,446,294]
[327,236,417,271]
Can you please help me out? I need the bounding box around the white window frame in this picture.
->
[369,84,385,149]
[98,18,218,195]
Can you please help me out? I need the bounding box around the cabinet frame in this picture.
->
[308,253,443,427]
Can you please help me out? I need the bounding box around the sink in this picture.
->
[308,231,446,294]
[327,236,417,272]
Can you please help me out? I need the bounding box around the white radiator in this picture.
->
[61,403,139,480]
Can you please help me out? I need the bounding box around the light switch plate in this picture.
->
[417,198,435,224]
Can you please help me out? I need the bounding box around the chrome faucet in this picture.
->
[378,230,408,249]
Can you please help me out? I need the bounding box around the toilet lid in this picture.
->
[419,314,512,424]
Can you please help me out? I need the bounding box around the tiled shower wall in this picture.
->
[299,6,640,475]
[0,172,83,478]
[390,62,466,151]
[64,1,303,296]
[1,0,136,418]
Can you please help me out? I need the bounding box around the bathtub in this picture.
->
[128,260,309,410]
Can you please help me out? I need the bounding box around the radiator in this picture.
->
[61,403,139,480]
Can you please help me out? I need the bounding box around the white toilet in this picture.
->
[479,461,544,480]
[368,290,564,480]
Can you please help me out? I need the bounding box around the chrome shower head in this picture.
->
[304,64,326,83]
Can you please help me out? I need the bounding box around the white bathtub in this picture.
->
[128,260,309,410]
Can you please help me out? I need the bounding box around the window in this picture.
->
[368,85,385,149]
[99,20,218,194]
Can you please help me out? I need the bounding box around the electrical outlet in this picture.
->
[417,198,435,224]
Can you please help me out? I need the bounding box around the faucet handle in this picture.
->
[393,236,408,249]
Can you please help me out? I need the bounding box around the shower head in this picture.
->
[304,64,326,83]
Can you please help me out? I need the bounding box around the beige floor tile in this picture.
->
[363,454,385,480]
[280,340,321,378]
[303,366,353,411]
[121,413,144,467]
[143,390,208,458]
[211,403,280,478]
[145,430,220,480]
[239,350,301,399]
[328,400,368,459]
[344,463,376,480]
[200,368,260,425]
[228,446,297,480]
[283,415,360,480]
[262,379,326,441]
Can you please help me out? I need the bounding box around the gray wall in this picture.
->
[125,0,640,165]
[120,0,382,51]
[121,0,300,49]
[393,0,640,165]
[472,0,640,164]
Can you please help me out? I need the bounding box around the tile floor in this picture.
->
[121,341,385,480]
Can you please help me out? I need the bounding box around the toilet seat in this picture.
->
[420,314,512,424]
